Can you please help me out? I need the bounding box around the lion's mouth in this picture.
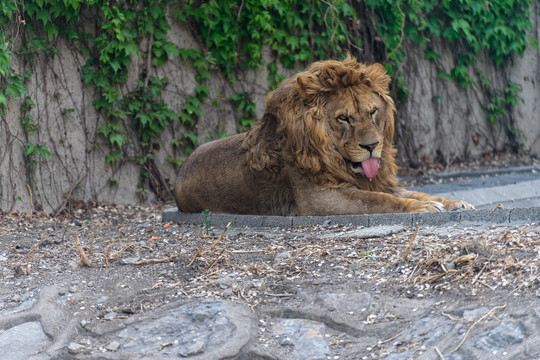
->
[350,157,379,178]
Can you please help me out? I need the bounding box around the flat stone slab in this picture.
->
[0,321,51,360]
[163,207,540,228]
[108,300,257,359]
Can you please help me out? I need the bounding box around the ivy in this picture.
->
[178,0,356,85]
[365,0,533,128]
[24,143,51,169]
[230,92,256,132]
[1,0,537,203]
[486,81,524,126]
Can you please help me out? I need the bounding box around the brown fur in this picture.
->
[174,57,474,215]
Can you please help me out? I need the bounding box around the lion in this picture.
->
[174,57,474,215]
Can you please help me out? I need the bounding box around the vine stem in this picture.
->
[144,34,153,88]
[26,184,33,220]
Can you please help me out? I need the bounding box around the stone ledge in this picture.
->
[162,207,540,228]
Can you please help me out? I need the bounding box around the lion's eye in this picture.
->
[337,115,350,124]
[369,109,377,117]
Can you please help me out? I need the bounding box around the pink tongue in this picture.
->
[361,158,379,178]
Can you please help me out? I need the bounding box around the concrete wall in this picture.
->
[398,1,540,165]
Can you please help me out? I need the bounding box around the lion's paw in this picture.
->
[410,200,445,213]
[445,200,475,211]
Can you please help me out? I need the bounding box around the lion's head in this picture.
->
[243,56,398,190]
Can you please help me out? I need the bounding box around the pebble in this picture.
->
[105,340,121,351]
[463,306,489,318]
[67,342,86,354]
[96,295,108,303]
[119,257,141,265]
[103,311,118,319]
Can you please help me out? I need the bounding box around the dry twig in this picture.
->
[89,233,95,255]
[131,256,176,265]
[111,243,136,260]
[75,236,92,267]
[449,303,507,353]
[207,248,226,270]
[16,232,47,274]
[26,184,33,220]
[403,223,419,261]
[159,342,173,351]
[104,240,117,267]
[434,346,446,360]
[53,173,86,217]
[188,222,231,267]
[472,256,492,285]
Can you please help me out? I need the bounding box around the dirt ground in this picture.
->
[1,203,539,343]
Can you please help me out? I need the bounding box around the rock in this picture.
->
[535,306,540,319]
[397,316,455,346]
[104,311,118,319]
[463,306,489,318]
[320,225,405,240]
[0,322,51,360]
[67,342,86,354]
[105,340,121,351]
[119,257,141,265]
[215,273,238,290]
[96,295,109,303]
[115,300,256,358]
[3,298,36,315]
[384,351,415,360]
[474,322,524,352]
[317,291,371,314]
[272,318,330,360]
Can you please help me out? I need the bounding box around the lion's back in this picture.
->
[173,134,293,215]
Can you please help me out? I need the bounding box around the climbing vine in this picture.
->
[363,0,533,136]
[178,0,356,81]
[0,0,537,203]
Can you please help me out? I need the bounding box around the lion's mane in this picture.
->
[242,56,399,192]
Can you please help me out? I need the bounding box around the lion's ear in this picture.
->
[296,75,312,100]
[366,63,391,93]
[296,75,326,101]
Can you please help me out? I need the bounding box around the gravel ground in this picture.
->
[3,205,539,303]
[1,203,539,359]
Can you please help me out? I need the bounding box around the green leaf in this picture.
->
[196,85,209,99]
[109,133,125,148]
[110,60,121,73]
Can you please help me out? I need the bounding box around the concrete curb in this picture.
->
[431,179,540,210]
[402,164,540,181]
[163,207,540,228]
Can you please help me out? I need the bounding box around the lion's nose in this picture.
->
[359,142,379,152]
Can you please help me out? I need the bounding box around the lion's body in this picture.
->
[175,134,296,215]
[174,57,474,215]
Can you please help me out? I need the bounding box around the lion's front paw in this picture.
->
[444,200,475,211]
[408,200,445,213]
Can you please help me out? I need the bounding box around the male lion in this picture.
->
[174,57,474,215]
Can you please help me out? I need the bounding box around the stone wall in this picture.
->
[1,7,538,213]
[398,2,540,165]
